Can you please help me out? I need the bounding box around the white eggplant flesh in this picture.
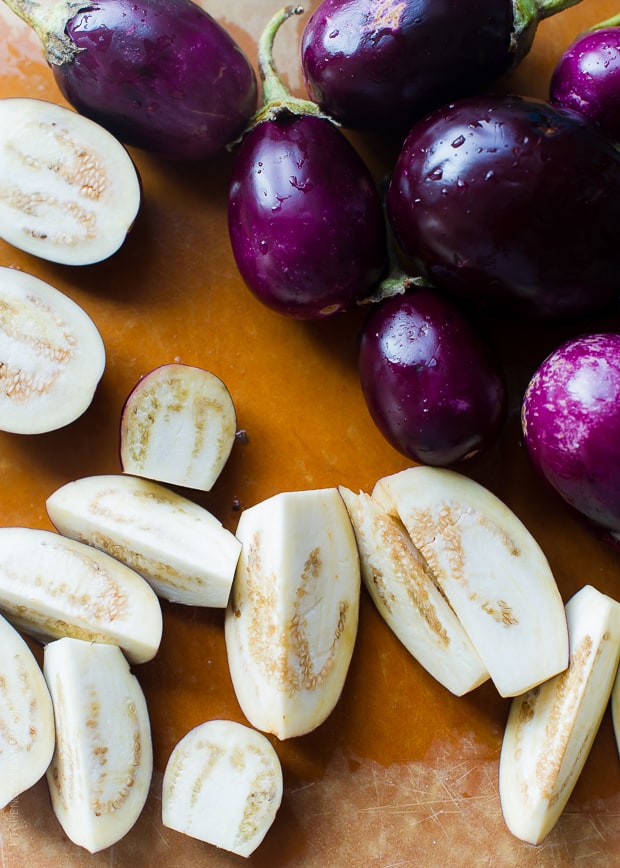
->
[373,466,569,697]
[44,637,153,853]
[225,488,360,739]
[499,584,620,845]
[339,486,489,696]
[0,612,55,808]
[0,527,162,663]
[46,474,241,607]
[0,266,105,434]
[0,97,140,265]
[162,719,283,858]
[611,653,620,755]
[120,363,237,492]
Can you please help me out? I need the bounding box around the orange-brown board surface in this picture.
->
[1,1,620,865]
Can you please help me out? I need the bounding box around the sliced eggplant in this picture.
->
[44,637,153,852]
[0,526,162,663]
[120,363,237,492]
[225,488,360,739]
[499,584,620,844]
[0,97,140,265]
[162,718,282,857]
[0,266,105,434]
[46,473,241,607]
[373,466,569,697]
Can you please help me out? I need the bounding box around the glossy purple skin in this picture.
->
[522,333,620,546]
[227,113,387,319]
[53,0,258,160]
[550,27,620,142]
[387,95,620,320]
[301,0,514,132]
[359,289,507,465]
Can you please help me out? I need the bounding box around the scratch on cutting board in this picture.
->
[284,738,620,867]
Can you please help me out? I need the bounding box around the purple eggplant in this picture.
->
[386,94,620,321]
[550,15,620,142]
[227,6,387,320]
[300,0,584,133]
[2,0,258,160]
[359,283,507,466]
[522,332,620,548]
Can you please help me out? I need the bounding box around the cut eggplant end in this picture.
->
[0,527,162,664]
[120,363,237,493]
[162,719,283,858]
[499,585,620,845]
[0,266,105,434]
[225,488,360,739]
[0,98,140,265]
[46,473,241,607]
[338,485,489,696]
[0,611,55,808]
[44,638,153,853]
[372,466,569,697]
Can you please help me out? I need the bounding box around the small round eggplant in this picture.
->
[550,16,620,142]
[522,333,620,548]
[359,285,506,466]
[386,94,620,320]
[227,6,387,320]
[3,0,258,160]
[300,0,584,133]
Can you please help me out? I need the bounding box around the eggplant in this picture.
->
[300,0,584,133]
[550,15,620,143]
[2,0,258,160]
[359,286,507,466]
[386,94,620,320]
[522,333,620,548]
[227,6,387,319]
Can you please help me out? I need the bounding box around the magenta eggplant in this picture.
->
[386,94,620,320]
[522,333,620,548]
[358,289,506,466]
[300,0,583,133]
[550,24,620,142]
[5,0,258,160]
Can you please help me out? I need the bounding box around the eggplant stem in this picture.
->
[586,12,620,32]
[359,179,431,306]
[1,0,83,65]
[534,0,584,20]
[2,0,47,32]
[258,5,304,103]
[245,4,334,130]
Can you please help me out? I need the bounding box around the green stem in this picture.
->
[534,0,584,20]
[511,0,584,66]
[587,12,620,31]
[257,5,303,105]
[1,0,85,65]
[251,5,330,126]
[360,180,431,305]
[2,0,48,34]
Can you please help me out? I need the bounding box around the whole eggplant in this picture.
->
[386,94,620,320]
[301,0,584,133]
[228,7,387,319]
[522,333,620,548]
[359,286,507,466]
[2,0,258,160]
[550,16,620,142]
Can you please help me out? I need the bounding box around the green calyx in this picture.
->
[1,0,86,66]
